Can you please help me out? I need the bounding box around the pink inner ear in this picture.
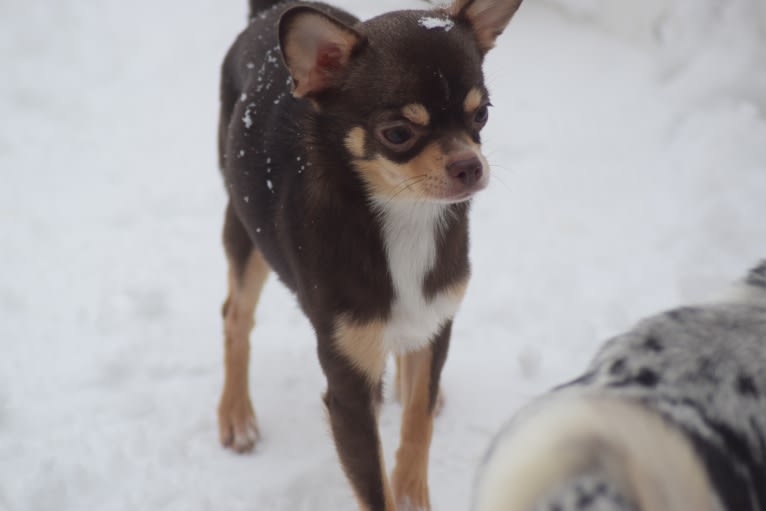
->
[316,43,344,72]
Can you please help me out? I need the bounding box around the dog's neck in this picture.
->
[370,197,461,352]
[370,198,452,284]
[371,196,450,290]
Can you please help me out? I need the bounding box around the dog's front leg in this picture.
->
[392,321,452,511]
[319,319,396,511]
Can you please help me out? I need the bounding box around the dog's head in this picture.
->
[278,0,523,203]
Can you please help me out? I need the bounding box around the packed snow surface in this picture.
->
[1,0,765,509]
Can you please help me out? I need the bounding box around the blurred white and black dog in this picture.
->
[473,261,766,511]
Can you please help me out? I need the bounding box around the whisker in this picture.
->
[391,175,427,196]
[488,163,513,172]
[384,180,427,208]
[490,173,512,193]
[382,175,428,207]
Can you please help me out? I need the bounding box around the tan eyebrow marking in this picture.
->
[401,103,430,126]
[345,127,366,158]
[463,87,484,113]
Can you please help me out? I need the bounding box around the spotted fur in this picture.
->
[474,263,766,511]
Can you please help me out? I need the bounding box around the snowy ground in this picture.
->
[1,0,765,509]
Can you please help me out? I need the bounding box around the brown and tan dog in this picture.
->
[216,1,524,509]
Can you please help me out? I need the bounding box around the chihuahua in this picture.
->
[216,0,524,509]
[473,261,766,511]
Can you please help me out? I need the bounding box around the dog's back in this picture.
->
[474,261,766,511]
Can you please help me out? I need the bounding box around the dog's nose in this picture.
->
[447,157,483,187]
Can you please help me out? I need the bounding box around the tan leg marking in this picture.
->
[402,103,430,126]
[333,316,388,384]
[463,86,484,113]
[392,347,436,510]
[218,250,270,453]
[395,355,445,415]
[332,315,397,510]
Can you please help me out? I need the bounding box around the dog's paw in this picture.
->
[217,396,260,453]
[392,455,431,511]
[396,492,430,511]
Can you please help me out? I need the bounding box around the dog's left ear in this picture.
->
[279,6,364,98]
[447,0,523,55]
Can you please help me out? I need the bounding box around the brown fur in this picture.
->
[280,9,363,97]
[215,1,525,509]
[318,334,392,510]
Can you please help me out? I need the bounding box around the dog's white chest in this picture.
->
[374,200,463,354]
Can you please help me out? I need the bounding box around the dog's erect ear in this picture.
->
[279,6,363,98]
[447,0,523,55]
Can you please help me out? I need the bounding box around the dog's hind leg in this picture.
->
[218,201,270,453]
[391,321,452,511]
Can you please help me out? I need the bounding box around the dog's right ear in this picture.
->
[447,0,524,55]
[279,6,363,98]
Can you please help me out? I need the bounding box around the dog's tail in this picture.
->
[720,259,766,306]
[249,0,283,18]
[745,260,766,291]
[472,393,719,511]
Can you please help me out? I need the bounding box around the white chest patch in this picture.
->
[373,199,464,354]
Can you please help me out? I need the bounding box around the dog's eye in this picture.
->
[376,122,418,151]
[474,105,489,126]
[382,126,413,145]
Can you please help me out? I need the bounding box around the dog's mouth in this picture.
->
[453,180,489,201]
[432,172,490,203]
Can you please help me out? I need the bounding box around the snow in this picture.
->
[418,16,455,31]
[1,0,764,510]
[242,104,255,129]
